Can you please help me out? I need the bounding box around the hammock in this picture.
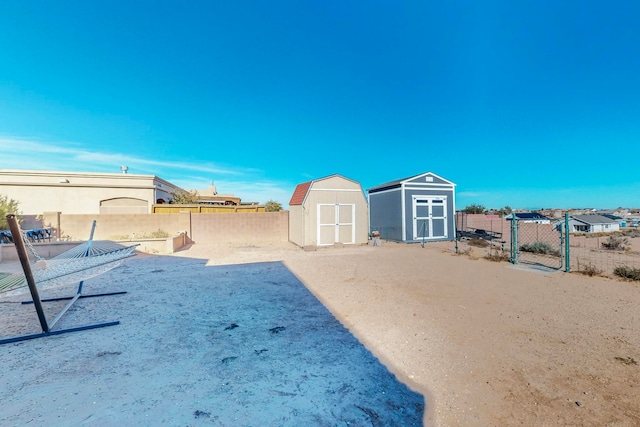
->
[0,215,138,345]
[0,238,137,294]
[0,221,138,293]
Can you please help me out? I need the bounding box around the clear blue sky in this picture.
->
[1,1,639,209]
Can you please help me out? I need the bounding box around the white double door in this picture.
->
[412,196,448,240]
[317,204,355,246]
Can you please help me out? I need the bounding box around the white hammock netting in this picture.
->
[0,240,137,294]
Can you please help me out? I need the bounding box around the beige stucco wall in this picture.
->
[38,211,288,245]
[191,211,289,244]
[42,212,192,241]
[0,170,181,216]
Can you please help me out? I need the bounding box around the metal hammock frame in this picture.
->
[0,215,138,345]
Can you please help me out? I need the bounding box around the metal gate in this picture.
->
[510,218,564,270]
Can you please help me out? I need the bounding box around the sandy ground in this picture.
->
[2,240,639,426]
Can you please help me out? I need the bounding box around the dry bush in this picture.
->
[484,252,510,262]
[622,228,640,238]
[457,247,479,260]
[468,238,490,248]
[601,235,629,251]
[575,264,603,277]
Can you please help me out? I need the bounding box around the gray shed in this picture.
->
[289,174,369,248]
[368,172,456,242]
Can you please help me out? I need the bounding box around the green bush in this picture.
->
[264,200,282,212]
[0,194,21,229]
[613,266,640,281]
[520,241,560,256]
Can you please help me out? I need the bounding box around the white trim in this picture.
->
[403,182,455,188]
[404,171,456,186]
[412,195,448,240]
[309,188,362,192]
[316,203,356,246]
[367,187,401,196]
[401,183,407,241]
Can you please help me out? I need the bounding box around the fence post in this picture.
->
[454,213,459,254]
[510,217,518,264]
[564,212,570,272]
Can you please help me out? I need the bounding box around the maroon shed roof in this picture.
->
[289,181,312,206]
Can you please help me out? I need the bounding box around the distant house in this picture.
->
[505,212,551,224]
[564,214,620,233]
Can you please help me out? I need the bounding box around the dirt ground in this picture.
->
[2,240,639,426]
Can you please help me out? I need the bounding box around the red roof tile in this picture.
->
[289,181,312,205]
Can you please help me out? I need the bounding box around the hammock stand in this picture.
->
[0,215,137,345]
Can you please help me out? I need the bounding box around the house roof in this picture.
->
[367,171,455,192]
[506,212,551,220]
[289,174,363,206]
[571,214,618,225]
[600,213,624,221]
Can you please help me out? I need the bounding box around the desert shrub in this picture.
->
[520,241,559,256]
[148,229,170,238]
[457,248,478,259]
[484,252,510,262]
[601,235,629,251]
[575,264,603,277]
[622,229,640,238]
[110,234,131,240]
[613,266,640,281]
[468,238,490,248]
[110,229,169,239]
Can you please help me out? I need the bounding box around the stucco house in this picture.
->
[0,169,183,224]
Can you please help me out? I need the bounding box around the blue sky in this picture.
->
[1,1,639,209]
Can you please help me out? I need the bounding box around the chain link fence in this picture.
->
[511,221,563,269]
[456,213,640,280]
[568,231,640,277]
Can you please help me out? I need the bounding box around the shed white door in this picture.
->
[317,204,355,246]
[412,196,448,240]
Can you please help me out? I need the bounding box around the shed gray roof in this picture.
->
[571,214,618,225]
[367,171,454,192]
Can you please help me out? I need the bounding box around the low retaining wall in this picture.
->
[0,232,190,262]
[1,241,82,262]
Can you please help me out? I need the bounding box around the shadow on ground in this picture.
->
[1,257,424,426]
